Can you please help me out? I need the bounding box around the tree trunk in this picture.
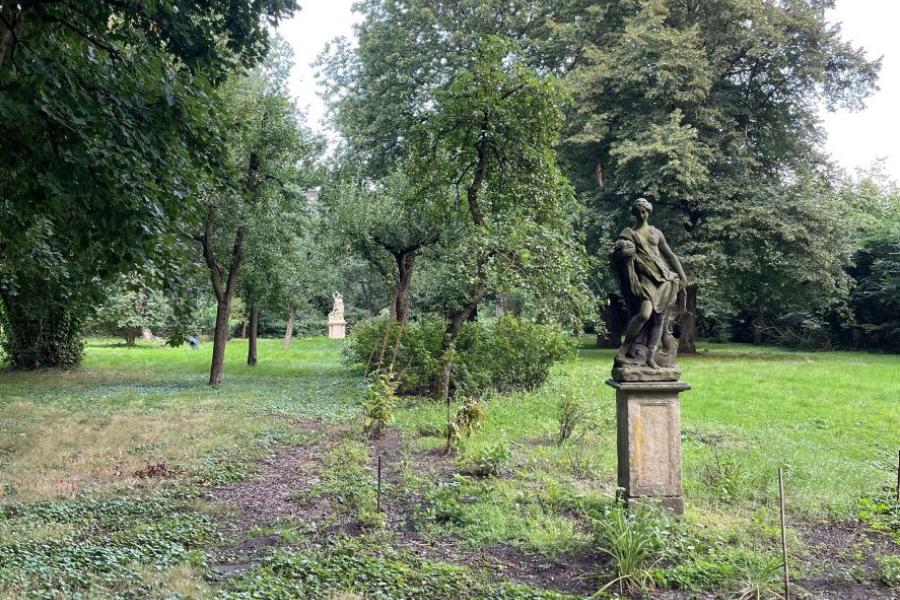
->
[597,294,627,348]
[210,299,231,385]
[678,284,698,354]
[124,330,137,346]
[240,320,248,339]
[200,214,246,386]
[283,305,296,349]
[438,283,487,400]
[752,316,765,345]
[141,327,155,341]
[247,303,258,366]
[393,253,415,325]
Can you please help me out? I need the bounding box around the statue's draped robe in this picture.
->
[614,227,682,318]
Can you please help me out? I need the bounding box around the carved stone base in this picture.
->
[606,379,690,514]
[612,365,681,382]
[328,321,346,339]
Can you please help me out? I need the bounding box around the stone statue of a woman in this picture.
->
[611,198,687,381]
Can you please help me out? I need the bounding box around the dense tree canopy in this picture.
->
[0,0,299,368]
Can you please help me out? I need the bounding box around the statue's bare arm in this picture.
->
[657,232,687,284]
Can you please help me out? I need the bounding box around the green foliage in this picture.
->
[88,276,173,344]
[314,441,376,520]
[0,0,298,369]
[220,537,578,599]
[727,554,785,600]
[877,555,900,588]
[417,477,472,527]
[455,316,578,395]
[457,443,511,478]
[593,505,671,596]
[363,372,398,439]
[556,388,590,446]
[346,315,576,397]
[345,315,447,393]
[847,222,900,352]
[442,397,486,453]
[0,493,215,597]
[857,491,900,544]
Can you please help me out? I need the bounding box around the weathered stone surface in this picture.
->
[328,291,346,339]
[611,365,681,382]
[607,379,689,514]
[610,198,688,379]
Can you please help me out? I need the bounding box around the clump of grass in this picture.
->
[729,554,784,600]
[556,388,589,446]
[314,441,378,525]
[593,504,670,596]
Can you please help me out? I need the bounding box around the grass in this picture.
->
[0,336,898,598]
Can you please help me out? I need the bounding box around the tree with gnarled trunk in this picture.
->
[323,170,451,326]
[197,46,315,385]
[406,38,591,399]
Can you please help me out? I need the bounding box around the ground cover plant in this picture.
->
[0,337,898,599]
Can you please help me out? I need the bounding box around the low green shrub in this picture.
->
[444,397,488,452]
[458,443,511,477]
[363,371,398,439]
[455,315,577,394]
[556,388,590,446]
[343,315,445,394]
[344,314,576,396]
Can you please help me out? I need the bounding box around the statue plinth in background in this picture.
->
[328,292,346,339]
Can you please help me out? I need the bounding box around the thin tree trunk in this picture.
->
[247,303,258,366]
[200,211,246,386]
[283,305,296,349]
[438,282,488,400]
[752,316,765,345]
[597,294,627,348]
[210,299,231,385]
[240,320,248,338]
[394,253,415,325]
[678,284,698,354]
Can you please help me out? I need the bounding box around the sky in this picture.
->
[279,0,900,180]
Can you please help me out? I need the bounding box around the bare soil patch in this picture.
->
[795,520,899,599]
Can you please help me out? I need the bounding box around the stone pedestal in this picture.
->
[328,320,346,339]
[606,379,690,514]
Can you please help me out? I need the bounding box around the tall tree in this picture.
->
[406,38,591,397]
[198,52,316,385]
[0,0,298,368]
[562,0,880,348]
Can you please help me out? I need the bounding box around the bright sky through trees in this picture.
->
[280,0,900,179]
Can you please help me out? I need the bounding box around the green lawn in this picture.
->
[0,337,897,598]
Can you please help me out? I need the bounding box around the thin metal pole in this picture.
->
[779,468,790,600]
[377,454,383,513]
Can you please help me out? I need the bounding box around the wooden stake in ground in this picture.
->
[896,449,899,503]
[779,468,790,600]
[377,454,383,513]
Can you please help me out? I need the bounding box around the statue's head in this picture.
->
[631,197,653,220]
